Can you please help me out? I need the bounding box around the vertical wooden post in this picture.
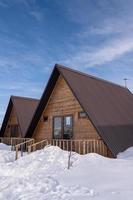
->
[66,140,68,151]
[21,145,23,157]
[83,141,86,155]
[86,141,88,154]
[33,145,36,152]
[78,141,81,154]
[15,146,18,160]
[70,140,72,152]
[46,140,49,146]
[63,140,65,150]
[55,140,57,146]
[28,146,31,154]
[59,140,61,148]
[99,140,101,155]
[11,138,13,151]
[40,141,42,149]
[93,141,96,153]
[101,141,103,155]
[68,151,71,169]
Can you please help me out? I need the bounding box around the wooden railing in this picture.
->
[0,137,31,150]
[28,139,48,153]
[28,139,108,156]
[15,139,34,160]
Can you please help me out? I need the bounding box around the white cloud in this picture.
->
[62,36,133,68]
[90,25,122,35]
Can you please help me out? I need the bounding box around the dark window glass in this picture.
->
[63,116,73,139]
[53,117,62,139]
[10,125,19,137]
[78,111,87,118]
[43,116,48,122]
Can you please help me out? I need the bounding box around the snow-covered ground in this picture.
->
[0,144,133,200]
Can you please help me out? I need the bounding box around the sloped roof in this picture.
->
[0,96,39,137]
[26,64,133,157]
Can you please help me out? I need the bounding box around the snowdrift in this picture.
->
[117,147,133,160]
[0,144,133,200]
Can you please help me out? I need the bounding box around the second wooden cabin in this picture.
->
[0,96,39,145]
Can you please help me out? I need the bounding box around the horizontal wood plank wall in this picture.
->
[4,108,21,137]
[33,75,101,141]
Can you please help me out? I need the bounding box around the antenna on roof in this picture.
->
[123,78,128,88]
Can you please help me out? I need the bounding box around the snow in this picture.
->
[0,144,133,199]
[117,146,133,160]
[0,143,11,150]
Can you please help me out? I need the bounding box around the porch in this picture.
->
[0,137,108,160]
[15,138,108,160]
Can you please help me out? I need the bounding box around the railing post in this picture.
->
[46,140,49,146]
[15,146,18,160]
[83,141,86,155]
[66,140,68,151]
[59,140,61,148]
[33,145,36,152]
[78,141,80,154]
[11,138,13,151]
[70,140,73,152]
[28,146,31,154]
[63,140,65,150]
[68,151,71,169]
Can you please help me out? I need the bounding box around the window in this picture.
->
[78,111,87,118]
[10,125,19,137]
[64,116,73,139]
[53,115,73,139]
[53,117,62,139]
[43,116,48,122]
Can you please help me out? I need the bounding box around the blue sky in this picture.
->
[0,0,133,125]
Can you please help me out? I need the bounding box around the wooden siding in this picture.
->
[33,76,101,141]
[4,108,21,137]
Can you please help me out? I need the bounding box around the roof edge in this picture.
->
[55,63,127,90]
[11,95,39,101]
[0,97,13,136]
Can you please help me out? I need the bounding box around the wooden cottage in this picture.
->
[24,64,133,158]
[0,96,39,141]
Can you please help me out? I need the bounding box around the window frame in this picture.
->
[53,116,63,139]
[63,114,73,139]
[78,111,88,119]
[10,124,19,137]
[52,115,73,139]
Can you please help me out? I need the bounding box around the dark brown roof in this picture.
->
[0,96,39,137]
[26,64,133,157]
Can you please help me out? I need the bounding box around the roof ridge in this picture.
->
[11,95,39,101]
[55,64,126,90]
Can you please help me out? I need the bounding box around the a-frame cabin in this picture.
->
[25,64,133,157]
[0,96,39,138]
